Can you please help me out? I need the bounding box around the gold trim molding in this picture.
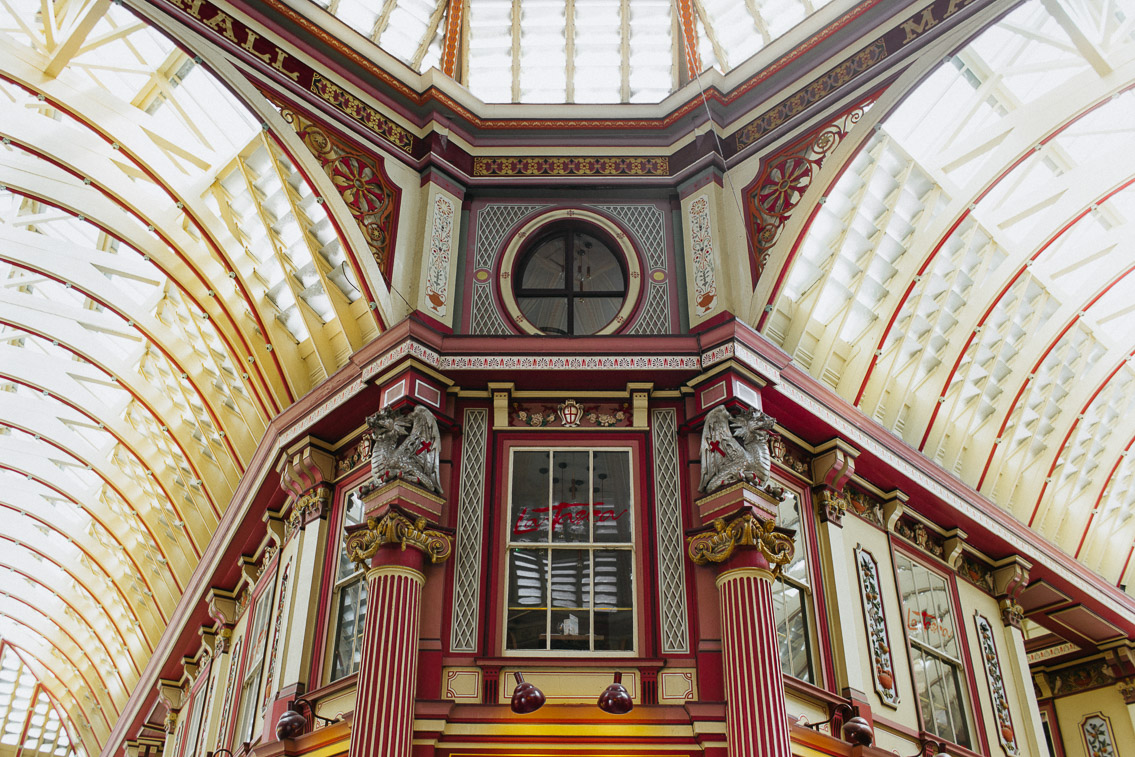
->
[687,512,795,570]
[346,509,454,567]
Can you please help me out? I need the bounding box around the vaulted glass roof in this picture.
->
[764,0,1135,588]
[0,0,383,749]
[309,0,838,103]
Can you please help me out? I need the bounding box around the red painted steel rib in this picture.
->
[4,642,95,752]
[0,371,217,536]
[0,617,114,732]
[0,261,229,516]
[1,77,294,409]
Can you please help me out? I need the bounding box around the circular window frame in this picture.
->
[500,210,642,336]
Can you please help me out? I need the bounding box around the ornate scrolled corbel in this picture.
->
[998,598,1025,629]
[813,486,849,526]
[687,512,795,571]
[284,485,331,538]
[346,509,454,568]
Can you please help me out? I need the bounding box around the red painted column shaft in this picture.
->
[348,550,425,757]
[716,554,792,757]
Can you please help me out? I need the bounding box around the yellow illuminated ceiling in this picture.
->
[0,0,385,750]
[761,0,1135,586]
[2,0,1135,755]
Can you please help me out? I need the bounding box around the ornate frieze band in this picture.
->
[309,73,414,153]
[473,156,669,177]
[652,409,690,654]
[450,409,489,653]
[974,613,1018,755]
[687,512,794,569]
[855,545,900,707]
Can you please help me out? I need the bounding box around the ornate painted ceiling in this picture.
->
[0,0,1134,755]
[0,0,390,751]
[758,0,1135,588]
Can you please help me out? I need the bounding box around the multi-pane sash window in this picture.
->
[179,674,208,757]
[506,449,634,652]
[232,580,275,747]
[895,554,972,748]
[772,490,814,683]
[328,487,368,680]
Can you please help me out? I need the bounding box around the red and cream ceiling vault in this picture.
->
[1,0,1135,755]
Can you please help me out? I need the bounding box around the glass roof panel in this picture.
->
[0,2,375,745]
[311,0,835,103]
[766,0,1135,577]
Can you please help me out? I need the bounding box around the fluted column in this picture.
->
[345,506,453,757]
[689,504,795,757]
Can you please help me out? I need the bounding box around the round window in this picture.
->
[514,224,627,335]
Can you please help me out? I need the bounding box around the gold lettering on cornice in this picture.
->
[166,0,301,81]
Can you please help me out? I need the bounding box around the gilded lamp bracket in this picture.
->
[687,511,795,571]
[346,508,454,567]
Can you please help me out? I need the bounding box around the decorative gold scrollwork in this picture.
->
[285,485,331,538]
[346,510,453,568]
[687,512,795,570]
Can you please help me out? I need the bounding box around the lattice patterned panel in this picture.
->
[594,204,667,270]
[472,204,548,270]
[469,284,512,335]
[450,409,489,653]
[628,281,672,335]
[651,409,689,654]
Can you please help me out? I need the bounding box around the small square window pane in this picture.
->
[593,451,631,542]
[551,451,590,543]
[522,238,567,288]
[593,550,633,607]
[519,297,568,334]
[511,451,550,543]
[594,609,633,651]
[550,610,590,650]
[550,549,590,607]
[574,296,620,334]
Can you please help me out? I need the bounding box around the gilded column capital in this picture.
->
[687,511,795,571]
[346,508,454,568]
[998,598,1025,630]
[284,484,331,539]
[1117,678,1135,705]
[813,486,848,527]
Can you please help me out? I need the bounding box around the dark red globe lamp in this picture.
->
[275,698,337,739]
[509,671,633,715]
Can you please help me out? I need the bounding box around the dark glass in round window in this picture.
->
[516,226,626,335]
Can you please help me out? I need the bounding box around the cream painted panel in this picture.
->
[956,579,1027,756]
[379,158,427,324]
[840,517,921,754]
[416,183,463,327]
[1053,686,1134,757]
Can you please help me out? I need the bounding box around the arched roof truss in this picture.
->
[307,0,838,103]
[0,0,385,745]
[763,0,1135,587]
